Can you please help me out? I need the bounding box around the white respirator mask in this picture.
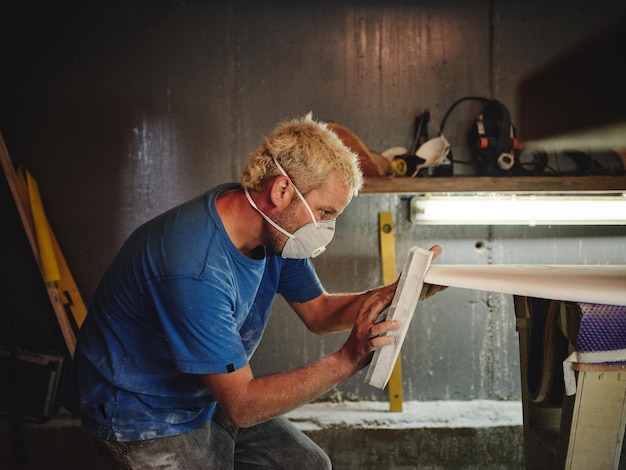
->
[244,159,336,259]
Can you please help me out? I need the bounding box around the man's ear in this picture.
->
[268,176,294,209]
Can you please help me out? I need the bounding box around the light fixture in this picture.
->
[409,193,626,225]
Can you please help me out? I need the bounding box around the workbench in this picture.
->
[515,297,626,469]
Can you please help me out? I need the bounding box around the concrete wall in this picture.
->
[1,0,625,406]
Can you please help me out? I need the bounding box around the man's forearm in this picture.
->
[290,288,386,335]
[224,349,357,428]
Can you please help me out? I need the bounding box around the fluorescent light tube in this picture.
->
[409,193,626,225]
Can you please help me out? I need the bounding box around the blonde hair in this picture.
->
[241,113,364,196]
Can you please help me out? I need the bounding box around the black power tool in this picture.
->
[470,99,522,176]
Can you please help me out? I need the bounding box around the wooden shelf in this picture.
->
[362,21,626,196]
[361,175,626,194]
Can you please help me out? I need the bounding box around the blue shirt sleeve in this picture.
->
[277,258,324,303]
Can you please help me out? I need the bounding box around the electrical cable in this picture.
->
[439,96,490,134]
[437,96,490,166]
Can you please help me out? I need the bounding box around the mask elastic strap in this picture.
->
[272,158,319,227]
[244,187,295,239]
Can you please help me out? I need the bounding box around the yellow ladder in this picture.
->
[1,132,86,357]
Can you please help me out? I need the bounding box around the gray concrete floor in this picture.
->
[1,401,526,469]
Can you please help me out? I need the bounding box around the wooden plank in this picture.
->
[0,132,77,356]
[573,363,626,372]
[565,370,626,469]
[515,297,570,468]
[0,132,39,262]
[361,175,626,194]
[365,246,433,389]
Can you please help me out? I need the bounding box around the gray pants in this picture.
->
[94,410,331,469]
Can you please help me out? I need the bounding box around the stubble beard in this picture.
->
[262,199,300,255]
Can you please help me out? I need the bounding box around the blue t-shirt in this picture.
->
[66,183,324,441]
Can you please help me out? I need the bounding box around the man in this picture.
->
[67,113,443,469]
